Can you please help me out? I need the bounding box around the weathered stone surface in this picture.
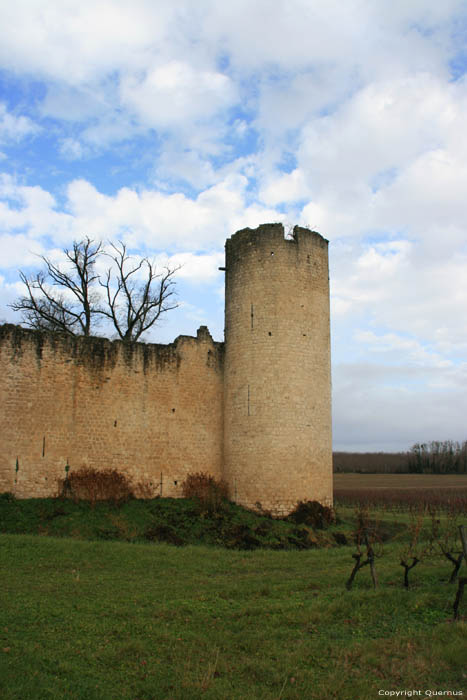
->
[0,223,332,514]
[223,224,333,512]
[0,325,224,499]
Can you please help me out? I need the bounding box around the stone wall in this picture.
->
[0,223,333,514]
[0,324,224,498]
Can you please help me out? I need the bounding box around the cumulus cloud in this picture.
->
[0,233,45,269]
[0,1,162,84]
[59,138,87,160]
[0,173,281,254]
[0,0,460,159]
[120,62,236,128]
[0,103,39,143]
[61,175,281,249]
[330,235,467,359]
[354,330,452,369]
[155,252,224,284]
[0,175,74,241]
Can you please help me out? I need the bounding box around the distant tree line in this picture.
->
[407,441,467,474]
[333,452,409,474]
[333,441,467,474]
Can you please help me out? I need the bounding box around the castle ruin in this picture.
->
[0,223,332,515]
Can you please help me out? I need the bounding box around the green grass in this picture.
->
[1,533,466,699]
[0,494,346,549]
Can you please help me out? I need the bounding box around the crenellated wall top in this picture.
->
[0,323,223,374]
[226,222,327,249]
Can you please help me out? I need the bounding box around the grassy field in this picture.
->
[1,486,467,699]
[1,527,466,700]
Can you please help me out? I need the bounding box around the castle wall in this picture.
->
[0,223,333,514]
[0,324,224,498]
[223,224,333,515]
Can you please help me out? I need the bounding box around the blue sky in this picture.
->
[1,0,467,451]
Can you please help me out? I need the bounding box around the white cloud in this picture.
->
[178,301,210,325]
[59,138,87,160]
[369,148,467,252]
[0,1,163,84]
[0,233,44,268]
[0,175,73,241]
[287,74,467,237]
[0,173,280,254]
[0,103,39,143]
[354,330,452,368]
[331,236,467,359]
[260,169,310,206]
[300,74,458,183]
[63,175,280,250]
[120,61,236,129]
[156,252,225,284]
[153,145,218,190]
[0,0,461,84]
[0,0,462,159]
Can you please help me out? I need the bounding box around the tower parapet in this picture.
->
[223,223,332,515]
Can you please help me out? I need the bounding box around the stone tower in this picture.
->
[223,223,332,515]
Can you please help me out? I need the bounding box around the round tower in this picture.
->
[223,223,332,515]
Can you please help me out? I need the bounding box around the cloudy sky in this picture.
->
[1,1,467,452]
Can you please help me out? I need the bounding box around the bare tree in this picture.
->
[98,241,180,343]
[10,237,102,336]
[10,238,180,343]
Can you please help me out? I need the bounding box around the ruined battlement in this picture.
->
[0,323,223,373]
[225,223,328,267]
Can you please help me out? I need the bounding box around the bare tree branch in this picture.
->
[9,238,102,336]
[10,237,180,342]
[97,241,180,342]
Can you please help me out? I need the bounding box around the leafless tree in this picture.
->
[98,242,180,342]
[10,238,180,342]
[10,237,102,336]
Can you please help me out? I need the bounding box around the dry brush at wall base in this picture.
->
[0,224,332,515]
